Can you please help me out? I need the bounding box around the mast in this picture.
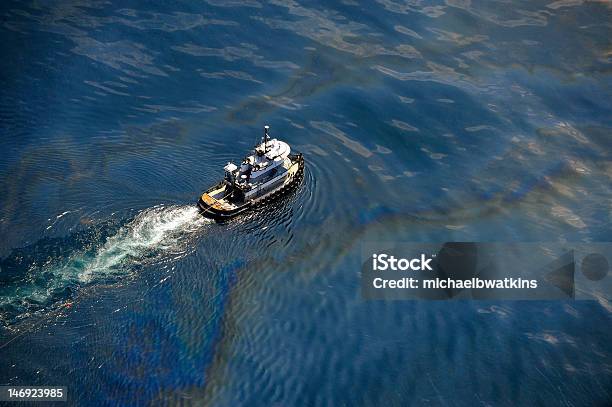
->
[264,125,269,153]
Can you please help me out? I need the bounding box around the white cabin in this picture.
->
[224,126,294,200]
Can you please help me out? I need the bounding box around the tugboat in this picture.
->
[198,126,304,221]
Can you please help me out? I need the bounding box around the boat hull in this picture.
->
[198,153,304,221]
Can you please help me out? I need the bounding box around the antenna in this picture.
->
[264,125,270,153]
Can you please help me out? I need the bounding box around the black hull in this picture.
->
[198,154,304,222]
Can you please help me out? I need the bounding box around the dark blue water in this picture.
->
[1,1,611,405]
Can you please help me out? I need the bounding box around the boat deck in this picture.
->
[200,185,237,210]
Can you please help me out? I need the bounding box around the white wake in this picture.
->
[0,204,211,320]
[77,204,210,282]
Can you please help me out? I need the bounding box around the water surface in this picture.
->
[0,1,611,405]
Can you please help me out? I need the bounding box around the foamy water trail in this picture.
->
[0,205,210,325]
[77,204,209,282]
